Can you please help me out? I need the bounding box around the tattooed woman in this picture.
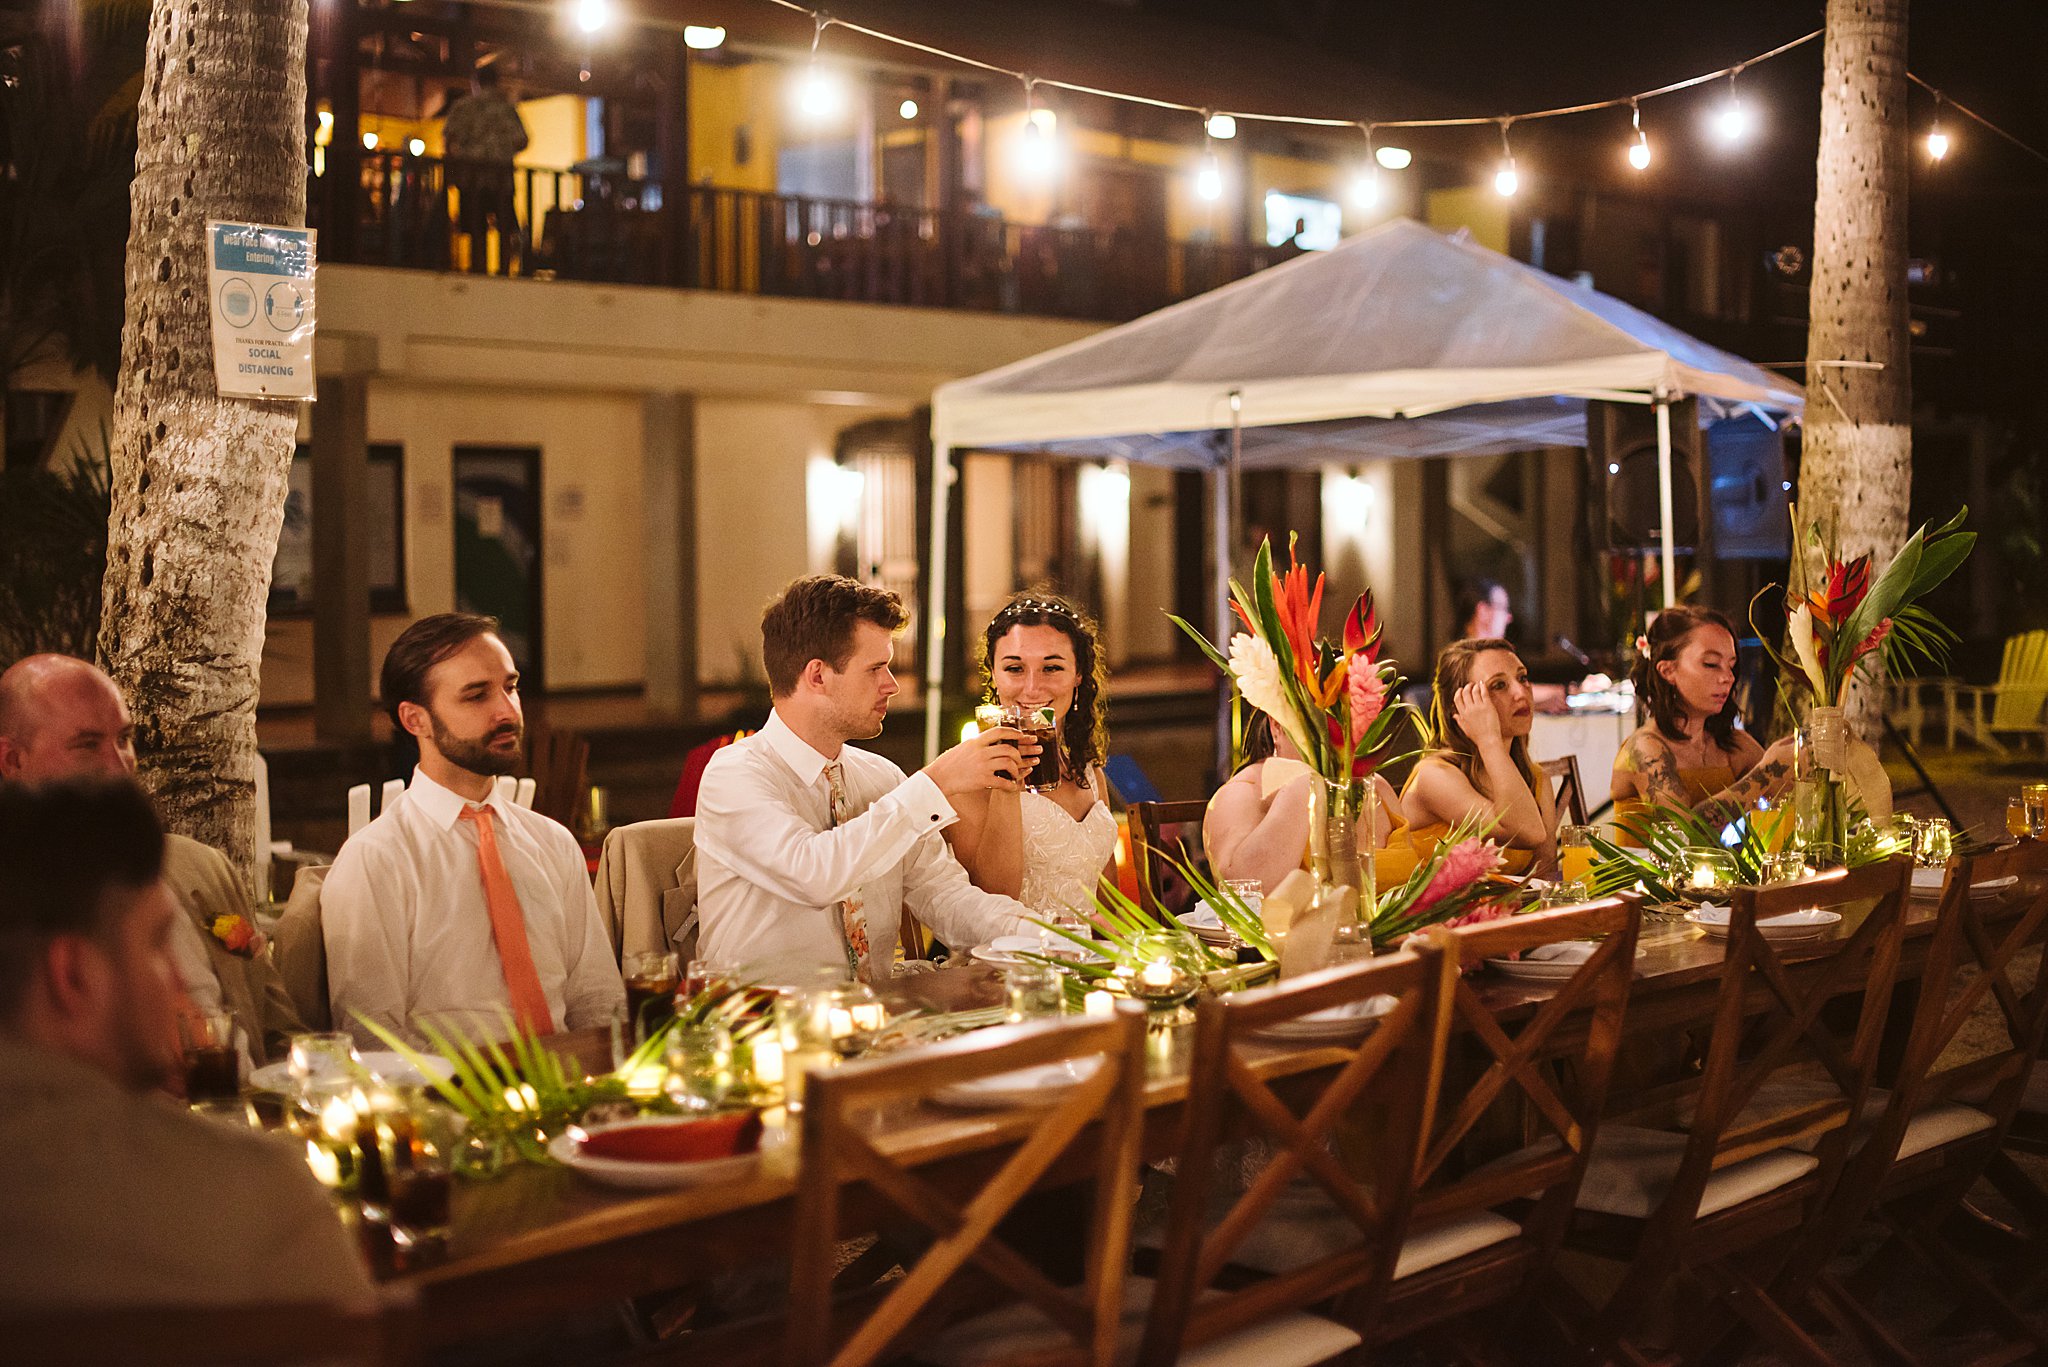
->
[1609,604,1796,824]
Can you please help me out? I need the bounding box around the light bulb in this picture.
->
[1018,109,1057,178]
[683,25,726,50]
[1494,159,1519,197]
[1350,169,1380,209]
[1713,99,1753,145]
[1196,155,1222,202]
[1627,136,1651,171]
[407,137,425,157]
[1374,145,1413,171]
[1926,127,1950,160]
[362,131,379,150]
[899,98,919,120]
[796,65,842,120]
[572,0,608,35]
[1205,113,1237,140]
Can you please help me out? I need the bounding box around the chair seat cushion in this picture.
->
[1732,1074,1994,1159]
[1572,1125,1817,1219]
[914,1275,1360,1367]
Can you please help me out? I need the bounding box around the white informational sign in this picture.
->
[206,220,316,400]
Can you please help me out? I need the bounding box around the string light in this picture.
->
[795,14,842,121]
[899,97,919,120]
[1205,112,1237,140]
[1926,93,1950,161]
[361,131,379,151]
[1493,118,1519,197]
[1018,78,1057,179]
[682,24,726,50]
[407,137,425,156]
[1712,67,1753,146]
[1350,124,1381,210]
[1196,152,1223,201]
[572,0,608,35]
[1374,144,1413,171]
[1627,98,1652,170]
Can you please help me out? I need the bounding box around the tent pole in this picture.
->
[1654,395,1677,610]
[923,441,953,764]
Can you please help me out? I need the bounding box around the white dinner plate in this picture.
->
[1684,906,1841,940]
[1251,995,1395,1042]
[1910,869,2020,900]
[932,1057,1102,1109]
[1972,875,2019,899]
[248,1050,455,1094]
[972,935,1105,967]
[549,1118,761,1190]
[1486,947,1648,981]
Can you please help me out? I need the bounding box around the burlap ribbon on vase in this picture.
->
[1807,704,1895,829]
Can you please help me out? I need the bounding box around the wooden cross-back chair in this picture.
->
[1333,897,1642,1356]
[1539,755,1589,829]
[784,1008,1147,1367]
[525,722,590,830]
[0,1285,419,1366]
[1566,856,1914,1366]
[1128,799,1211,920]
[1785,839,2048,1363]
[1134,944,1454,1366]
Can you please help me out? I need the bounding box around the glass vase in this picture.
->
[1791,718,1850,868]
[1309,776,1378,957]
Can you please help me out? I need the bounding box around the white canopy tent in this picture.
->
[922,217,1805,758]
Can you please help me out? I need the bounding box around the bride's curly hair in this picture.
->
[979,590,1109,784]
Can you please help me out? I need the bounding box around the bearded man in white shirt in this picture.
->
[322,614,624,1047]
[696,576,1039,984]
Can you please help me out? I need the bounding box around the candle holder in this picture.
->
[824,982,888,1058]
[1122,930,1203,1022]
[1665,847,1738,900]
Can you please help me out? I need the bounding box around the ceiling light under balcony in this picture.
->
[683,25,725,51]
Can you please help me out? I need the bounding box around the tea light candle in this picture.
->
[827,1007,854,1040]
[1083,989,1115,1018]
[319,1094,358,1142]
[752,1037,785,1085]
[1690,863,1717,889]
[1139,959,1175,989]
[850,1002,886,1033]
[625,1062,666,1100]
[305,1139,341,1188]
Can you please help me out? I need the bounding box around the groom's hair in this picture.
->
[761,575,908,696]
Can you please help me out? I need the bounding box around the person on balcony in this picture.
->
[442,63,529,274]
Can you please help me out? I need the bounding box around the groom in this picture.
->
[695,576,1038,983]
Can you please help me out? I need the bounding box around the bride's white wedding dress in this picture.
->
[1016,787,1118,919]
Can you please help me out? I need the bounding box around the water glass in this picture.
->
[287,1032,359,1129]
[2026,783,2048,839]
[1913,817,1954,868]
[663,1023,734,1113]
[2009,797,2031,840]
[1002,961,1065,1021]
[622,950,681,1042]
[1765,851,1812,885]
[1222,878,1266,917]
[386,1094,459,1258]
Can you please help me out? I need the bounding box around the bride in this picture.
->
[943,592,1117,923]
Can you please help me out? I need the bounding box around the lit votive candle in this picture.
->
[1083,989,1116,1018]
[850,1002,886,1033]
[752,1037,785,1085]
[1139,959,1175,989]
[305,1139,342,1188]
[319,1094,358,1142]
[827,1007,854,1040]
[625,1061,666,1100]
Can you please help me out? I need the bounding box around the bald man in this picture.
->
[0,655,306,1062]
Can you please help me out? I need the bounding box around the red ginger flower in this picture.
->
[1343,591,1383,664]
[1412,838,1504,914]
[1807,553,1871,626]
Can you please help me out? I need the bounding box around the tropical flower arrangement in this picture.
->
[1771,505,1974,708]
[1168,535,1410,785]
[209,911,266,958]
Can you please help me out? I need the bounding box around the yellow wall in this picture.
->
[1425,186,1511,255]
[691,61,778,192]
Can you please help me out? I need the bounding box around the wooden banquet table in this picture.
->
[395,878,2042,1346]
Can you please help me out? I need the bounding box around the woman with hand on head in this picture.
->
[1611,604,1796,824]
[1401,638,1556,874]
[1204,712,1407,895]
[943,592,1117,921]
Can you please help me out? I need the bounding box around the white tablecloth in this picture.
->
[1530,709,1635,816]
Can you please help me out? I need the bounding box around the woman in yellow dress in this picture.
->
[1609,604,1795,826]
[1400,638,1555,874]
[1204,713,1407,894]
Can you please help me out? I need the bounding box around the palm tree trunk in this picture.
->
[1800,0,1912,741]
[99,0,307,885]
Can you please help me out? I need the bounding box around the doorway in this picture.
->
[453,446,543,688]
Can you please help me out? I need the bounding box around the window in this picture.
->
[1264,192,1342,251]
[268,444,408,614]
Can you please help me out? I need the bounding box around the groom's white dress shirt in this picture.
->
[694,710,1034,982]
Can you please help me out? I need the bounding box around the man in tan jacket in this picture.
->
[0,655,305,1060]
[0,780,373,1310]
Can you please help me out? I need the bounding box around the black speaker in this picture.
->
[1587,398,1700,550]
[1704,414,1792,559]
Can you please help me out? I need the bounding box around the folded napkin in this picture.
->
[1521,940,1598,964]
[579,1112,763,1163]
[1179,902,1224,931]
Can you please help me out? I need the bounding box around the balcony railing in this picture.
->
[311,152,1297,322]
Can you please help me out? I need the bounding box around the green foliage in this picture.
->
[0,426,110,665]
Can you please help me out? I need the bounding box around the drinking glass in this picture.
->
[286,1032,359,1133]
[1556,825,1597,893]
[2009,797,2031,840]
[178,1010,239,1103]
[622,950,681,1042]
[1001,703,1063,791]
[2026,783,2048,839]
[1222,878,1266,917]
[1002,961,1065,1021]
[387,1095,459,1258]
[1765,851,1812,885]
[1913,818,1954,868]
[663,1023,735,1113]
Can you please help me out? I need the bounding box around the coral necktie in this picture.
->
[457,804,555,1036]
[824,763,873,983]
